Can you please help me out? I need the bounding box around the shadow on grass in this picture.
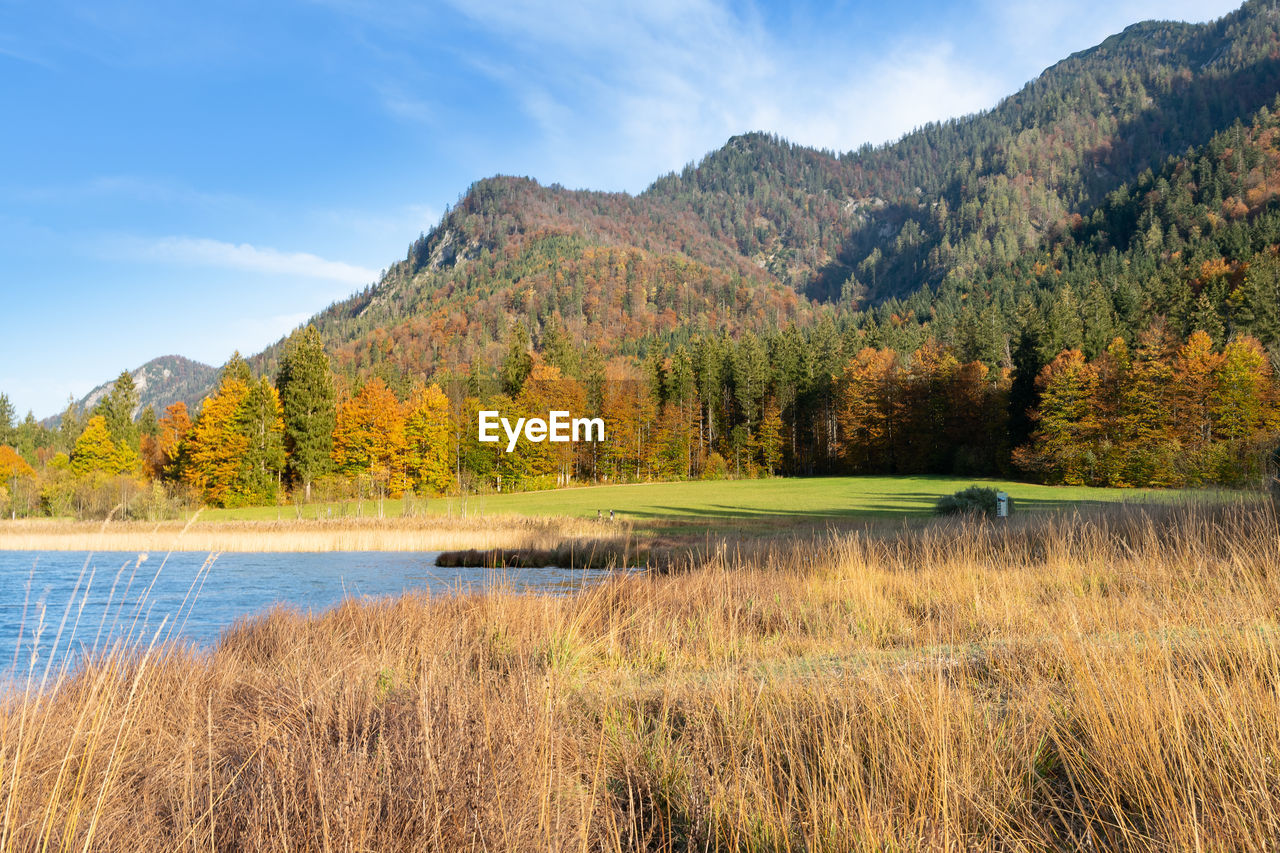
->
[621,495,1120,521]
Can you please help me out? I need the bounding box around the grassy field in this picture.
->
[201,474,1188,525]
[3,500,1278,850]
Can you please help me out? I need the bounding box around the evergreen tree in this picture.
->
[1008,315,1048,449]
[240,377,286,504]
[276,326,336,500]
[56,399,85,456]
[0,393,14,447]
[221,352,253,385]
[12,413,41,464]
[96,371,140,450]
[500,321,533,396]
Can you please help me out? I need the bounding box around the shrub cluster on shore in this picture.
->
[3,500,1280,850]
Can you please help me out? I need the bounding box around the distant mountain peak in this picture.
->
[51,355,218,424]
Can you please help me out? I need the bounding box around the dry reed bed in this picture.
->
[0,515,628,553]
[3,501,1280,850]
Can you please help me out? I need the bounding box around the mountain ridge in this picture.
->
[44,355,217,425]
[80,0,1280,405]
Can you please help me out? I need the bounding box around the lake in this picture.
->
[0,550,608,683]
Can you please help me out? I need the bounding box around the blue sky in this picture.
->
[0,0,1242,418]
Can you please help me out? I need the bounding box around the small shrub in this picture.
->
[935,485,1011,518]
[701,451,729,481]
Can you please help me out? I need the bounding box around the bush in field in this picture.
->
[700,451,729,480]
[935,485,1010,518]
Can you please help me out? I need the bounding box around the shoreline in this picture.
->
[0,516,630,553]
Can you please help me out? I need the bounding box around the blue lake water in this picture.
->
[0,551,606,683]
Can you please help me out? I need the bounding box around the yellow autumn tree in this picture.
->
[184,378,251,507]
[1172,331,1225,449]
[403,383,453,494]
[332,378,408,497]
[70,415,138,478]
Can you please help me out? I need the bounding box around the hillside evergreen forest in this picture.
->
[5,0,1280,515]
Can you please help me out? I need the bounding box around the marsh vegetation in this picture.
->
[3,499,1279,850]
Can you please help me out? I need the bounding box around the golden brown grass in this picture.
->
[0,515,629,553]
[3,500,1280,850]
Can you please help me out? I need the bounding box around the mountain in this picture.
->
[230,0,1280,395]
[58,355,218,423]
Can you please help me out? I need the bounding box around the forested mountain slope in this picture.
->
[252,0,1280,393]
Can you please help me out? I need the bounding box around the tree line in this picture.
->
[2,317,1276,519]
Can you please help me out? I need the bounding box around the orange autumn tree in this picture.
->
[1171,331,1224,450]
[836,347,903,473]
[0,445,34,515]
[403,382,453,494]
[518,363,587,487]
[332,378,408,497]
[148,401,192,480]
[0,445,35,482]
[183,358,284,508]
[599,361,658,482]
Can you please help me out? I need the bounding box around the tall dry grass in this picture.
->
[3,500,1280,850]
[0,515,628,553]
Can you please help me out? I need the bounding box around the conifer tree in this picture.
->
[1014,350,1101,484]
[0,393,14,448]
[500,321,533,396]
[97,371,140,450]
[241,377,286,504]
[276,326,336,500]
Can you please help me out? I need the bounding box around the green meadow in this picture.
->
[201,475,1197,525]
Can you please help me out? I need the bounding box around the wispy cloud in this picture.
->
[324,0,1243,193]
[112,236,379,285]
[14,175,248,208]
[424,0,1003,188]
[0,43,55,69]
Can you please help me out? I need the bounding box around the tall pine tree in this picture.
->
[276,326,336,500]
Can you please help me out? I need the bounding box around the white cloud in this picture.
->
[114,236,379,285]
[0,43,55,69]
[343,0,1247,192]
[376,83,434,124]
[427,0,1004,189]
[14,175,249,213]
